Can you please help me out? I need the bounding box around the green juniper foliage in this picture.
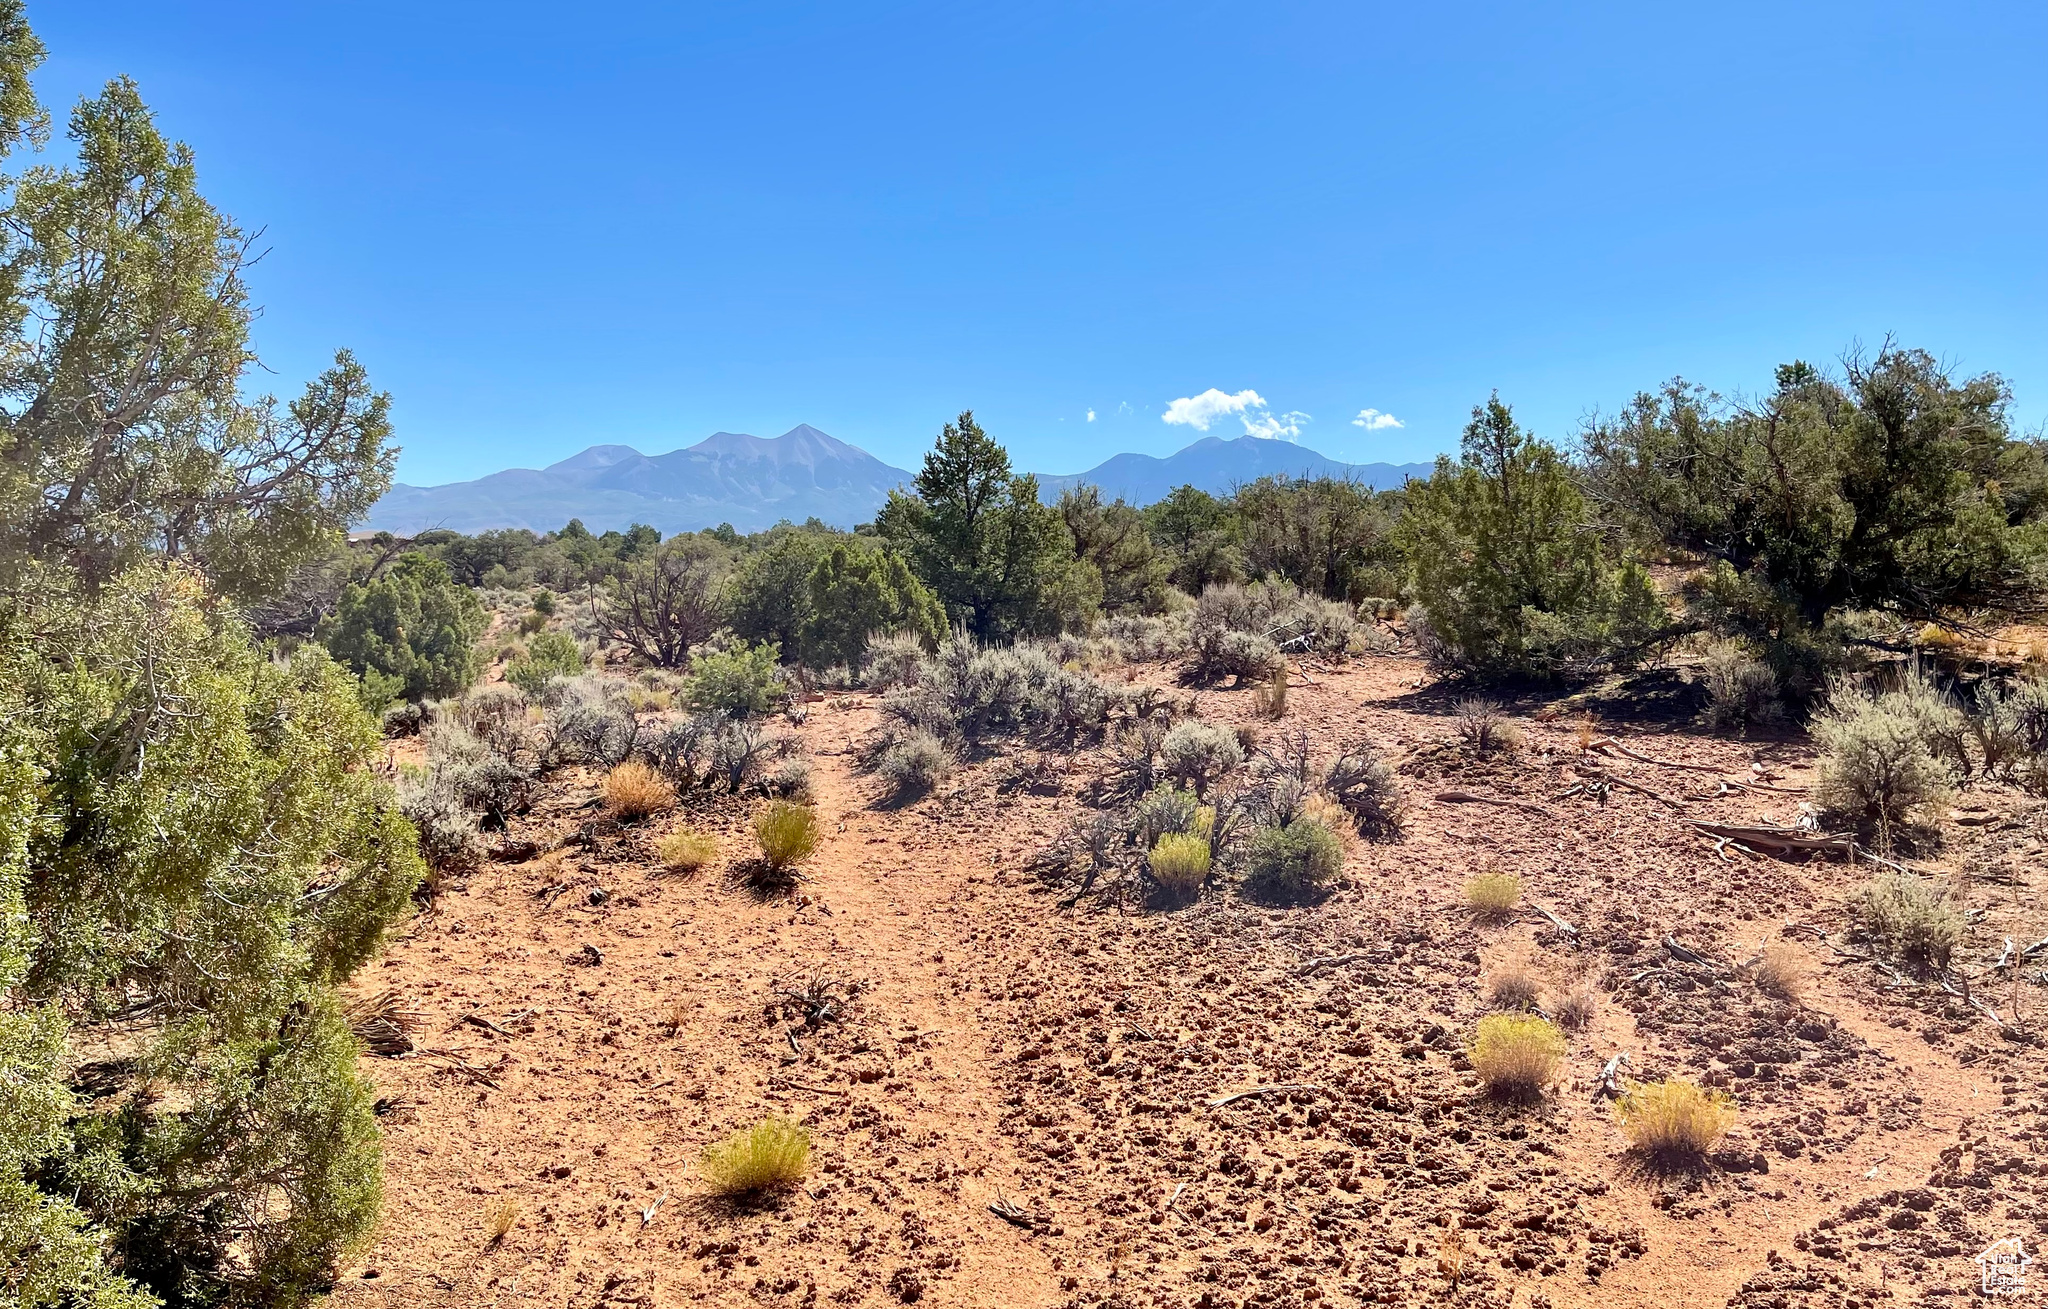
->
[319,552,487,706]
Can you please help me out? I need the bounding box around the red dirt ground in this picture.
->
[329,656,2048,1309]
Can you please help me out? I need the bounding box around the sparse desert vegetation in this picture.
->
[700,1116,812,1196]
[1616,1079,1737,1164]
[1469,1013,1566,1096]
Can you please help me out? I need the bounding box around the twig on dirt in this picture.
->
[1573,766,1685,810]
[1126,1024,1160,1042]
[1167,1182,1188,1213]
[640,1192,669,1226]
[1297,952,1370,976]
[2022,933,2048,961]
[769,1077,850,1098]
[1525,904,1578,943]
[1991,939,2017,974]
[989,1189,1048,1232]
[1435,790,1554,818]
[786,1029,802,1056]
[1592,1052,1630,1101]
[1862,1154,1891,1180]
[1662,936,1717,970]
[458,1012,513,1038]
[419,1048,506,1089]
[1585,737,1723,775]
[1207,1083,1321,1108]
[1940,975,2009,1030]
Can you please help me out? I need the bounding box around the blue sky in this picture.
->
[34,1,2047,485]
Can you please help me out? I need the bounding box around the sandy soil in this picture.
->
[329,656,2048,1309]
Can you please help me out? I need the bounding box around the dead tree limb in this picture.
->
[1435,790,1554,818]
[1208,1083,1321,1108]
[1586,737,1723,775]
[1592,1052,1630,1101]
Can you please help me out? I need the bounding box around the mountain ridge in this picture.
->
[364,427,1435,536]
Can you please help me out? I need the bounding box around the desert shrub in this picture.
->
[862,630,929,690]
[321,552,489,707]
[1698,638,1783,728]
[800,537,947,670]
[755,801,821,871]
[1267,592,1358,659]
[687,641,789,718]
[1485,960,1543,1010]
[459,683,535,762]
[1454,697,1517,757]
[1239,818,1343,903]
[1160,720,1244,796]
[641,715,717,788]
[767,759,815,803]
[707,721,775,792]
[1148,832,1213,896]
[1035,665,1123,746]
[1752,943,1803,1001]
[1857,869,1962,968]
[506,628,585,695]
[397,762,483,875]
[700,1116,811,1196]
[1102,717,1170,802]
[1254,663,1288,719]
[1100,611,1191,664]
[603,760,676,820]
[537,675,640,770]
[877,730,950,799]
[603,536,729,667]
[1811,677,1958,838]
[1320,748,1404,840]
[1465,870,1521,918]
[1615,1080,1734,1161]
[1469,1014,1566,1096]
[1134,785,1206,847]
[659,828,719,872]
[1967,675,2048,789]
[1550,982,1598,1031]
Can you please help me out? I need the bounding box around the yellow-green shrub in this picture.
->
[754,801,820,870]
[1465,870,1521,918]
[1469,1014,1565,1095]
[701,1116,811,1195]
[1148,832,1212,895]
[1615,1079,1734,1160]
[658,828,718,872]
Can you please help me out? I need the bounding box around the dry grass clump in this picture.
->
[1254,663,1289,719]
[1615,1079,1734,1162]
[1858,869,1962,968]
[657,827,718,873]
[754,801,820,871]
[701,1116,811,1196]
[1464,870,1521,919]
[1148,832,1212,895]
[1469,1013,1565,1097]
[1549,981,1598,1031]
[1454,697,1518,757]
[1485,959,1543,1010]
[603,760,676,820]
[1752,942,1804,1002]
[485,1196,519,1248]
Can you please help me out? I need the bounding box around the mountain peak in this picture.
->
[545,443,642,474]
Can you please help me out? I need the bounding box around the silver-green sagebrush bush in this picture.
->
[3,569,423,1305]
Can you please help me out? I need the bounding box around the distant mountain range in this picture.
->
[364,426,1434,536]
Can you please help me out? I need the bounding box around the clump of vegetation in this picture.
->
[603,760,676,820]
[754,801,821,872]
[506,628,586,695]
[1469,1014,1566,1097]
[1465,870,1522,918]
[659,828,719,873]
[1485,960,1543,1010]
[1134,784,1206,847]
[1810,673,1961,841]
[876,730,950,799]
[1752,943,1804,1001]
[1454,696,1517,757]
[701,1116,812,1196]
[1320,749,1404,841]
[1857,869,1962,968]
[687,641,790,718]
[1550,981,1598,1031]
[322,552,489,707]
[1698,638,1783,728]
[485,1197,520,1248]
[1159,720,1244,796]
[1148,832,1213,896]
[1254,663,1289,718]
[1239,817,1343,903]
[862,630,929,690]
[1615,1080,1735,1162]
[767,759,814,803]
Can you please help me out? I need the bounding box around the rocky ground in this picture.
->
[329,655,2048,1309]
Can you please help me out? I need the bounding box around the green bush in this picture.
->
[686,641,788,718]
[1811,675,1959,839]
[1858,869,1962,968]
[1148,832,1213,895]
[1239,817,1343,903]
[321,553,487,705]
[754,801,820,871]
[3,567,422,1304]
[1397,396,1663,679]
[1159,720,1243,796]
[801,538,946,671]
[506,629,585,695]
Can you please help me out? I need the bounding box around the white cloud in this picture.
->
[1162,388,1310,441]
[1086,408,1096,422]
[1162,388,1265,431]
[1352,408,1404,430]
